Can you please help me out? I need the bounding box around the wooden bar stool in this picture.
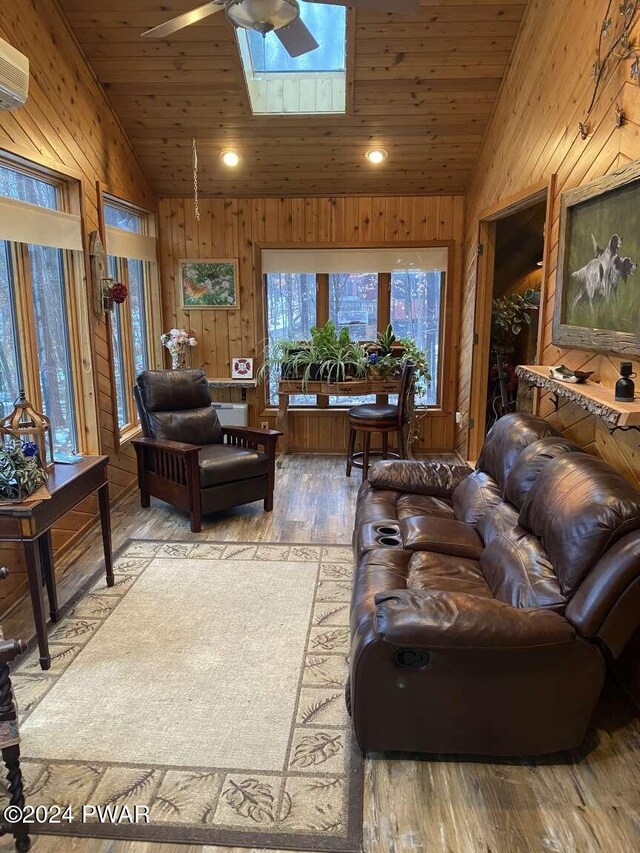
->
[346,362,416,480]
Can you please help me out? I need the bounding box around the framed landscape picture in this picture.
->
[553,159,640,354]
[179,259,240,310]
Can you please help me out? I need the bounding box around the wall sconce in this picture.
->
[101,278,128,312]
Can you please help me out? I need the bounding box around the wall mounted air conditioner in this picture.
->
[0,38,28,111]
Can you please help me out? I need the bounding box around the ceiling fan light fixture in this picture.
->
[226,0,299,33]
[221,150,241,167]
[365,148,388,165]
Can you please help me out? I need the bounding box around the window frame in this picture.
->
[237,8,356,118]
[99,189,162,448]
[259,242,451,416]
[0,154,99,456]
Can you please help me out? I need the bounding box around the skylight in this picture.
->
[237,4,347,115]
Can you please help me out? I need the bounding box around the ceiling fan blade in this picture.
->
[276,17,320,58]
[141,1,225,39]
[306,0,420,13]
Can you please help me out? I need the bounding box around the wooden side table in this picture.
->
[0,456,113,670]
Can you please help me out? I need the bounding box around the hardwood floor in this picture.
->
[2,454,640,853]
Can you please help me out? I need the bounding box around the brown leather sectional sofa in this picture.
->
[348,413,640,756]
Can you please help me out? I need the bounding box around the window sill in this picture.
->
[260,406,445,417]
[118,423,143,448]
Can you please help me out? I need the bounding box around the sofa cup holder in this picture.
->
[376,525,401,536]
[376,536,403,547]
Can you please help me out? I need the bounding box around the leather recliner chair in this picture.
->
[132,369,281,532]
[349,412,640,756]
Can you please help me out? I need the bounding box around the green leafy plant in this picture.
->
[258,322,432,445]
[400,337,431,396]
[258,321,367,386]
[0,438,47,503]
[309,321,368,383]
[492,288,540,344]
[376,323,397,355]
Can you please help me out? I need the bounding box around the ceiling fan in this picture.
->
[141,0,421,58]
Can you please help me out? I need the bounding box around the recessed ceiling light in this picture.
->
[221,150,240,167]
[365,148,388,164]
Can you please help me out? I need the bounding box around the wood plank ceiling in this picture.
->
[58,0,528,197]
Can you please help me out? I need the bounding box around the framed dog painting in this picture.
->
[553,159,640,355]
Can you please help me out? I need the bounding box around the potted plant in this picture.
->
[377,324,406,358]
[0,437,48,504]
[491,288,540,347]
[310,322,368,383]
[259,321,368,387]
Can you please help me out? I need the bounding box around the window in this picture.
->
[103,196,159,440]
[265,273,317,406]
[0,166,57,209]
[263,248,448,411]
[327,273,378,406]
[329,273,378,341]
[391,270,443,407]
[237,4,347,115]
[29,244,77,454]
[0,242,21,418]
[0,161,86,456]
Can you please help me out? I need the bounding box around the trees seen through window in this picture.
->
[0,164,78,454]
[265,266,445,409]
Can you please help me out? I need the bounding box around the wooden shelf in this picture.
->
[516,365,640,428]
[207,377,259,389]
[207,377,259,402]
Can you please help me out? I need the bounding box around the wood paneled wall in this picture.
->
[158,195,464,452]
[456,0,640,490]
[0,0,155,614]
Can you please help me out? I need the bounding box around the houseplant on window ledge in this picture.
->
[260,322,431,445]
[260,321,368,385]
[260,321,430,397]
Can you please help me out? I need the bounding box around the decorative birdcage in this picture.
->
[0,391,55,472]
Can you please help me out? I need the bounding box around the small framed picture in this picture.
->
[232,357,254,379]
[179,259,239,310]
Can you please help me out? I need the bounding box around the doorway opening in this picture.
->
[485,201,547,434]
[467,179,555,461]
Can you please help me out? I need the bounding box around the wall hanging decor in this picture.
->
[553,158,640,354]
[89,230,109,318]
[231,357,254,379]
[579,1,640,139]
[0,391,55,472]
[102,280,128,313]
[179,259,240,310]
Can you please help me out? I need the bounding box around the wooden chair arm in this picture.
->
[132,437,202,456]
[132,437,201,493]
[222,427,282,455]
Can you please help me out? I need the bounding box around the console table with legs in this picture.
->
[0,456,113,671]
[276,378,409,461]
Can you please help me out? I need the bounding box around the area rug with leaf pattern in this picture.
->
[8,540,363,852]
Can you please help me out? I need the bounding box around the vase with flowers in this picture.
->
[161,328,198,370]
